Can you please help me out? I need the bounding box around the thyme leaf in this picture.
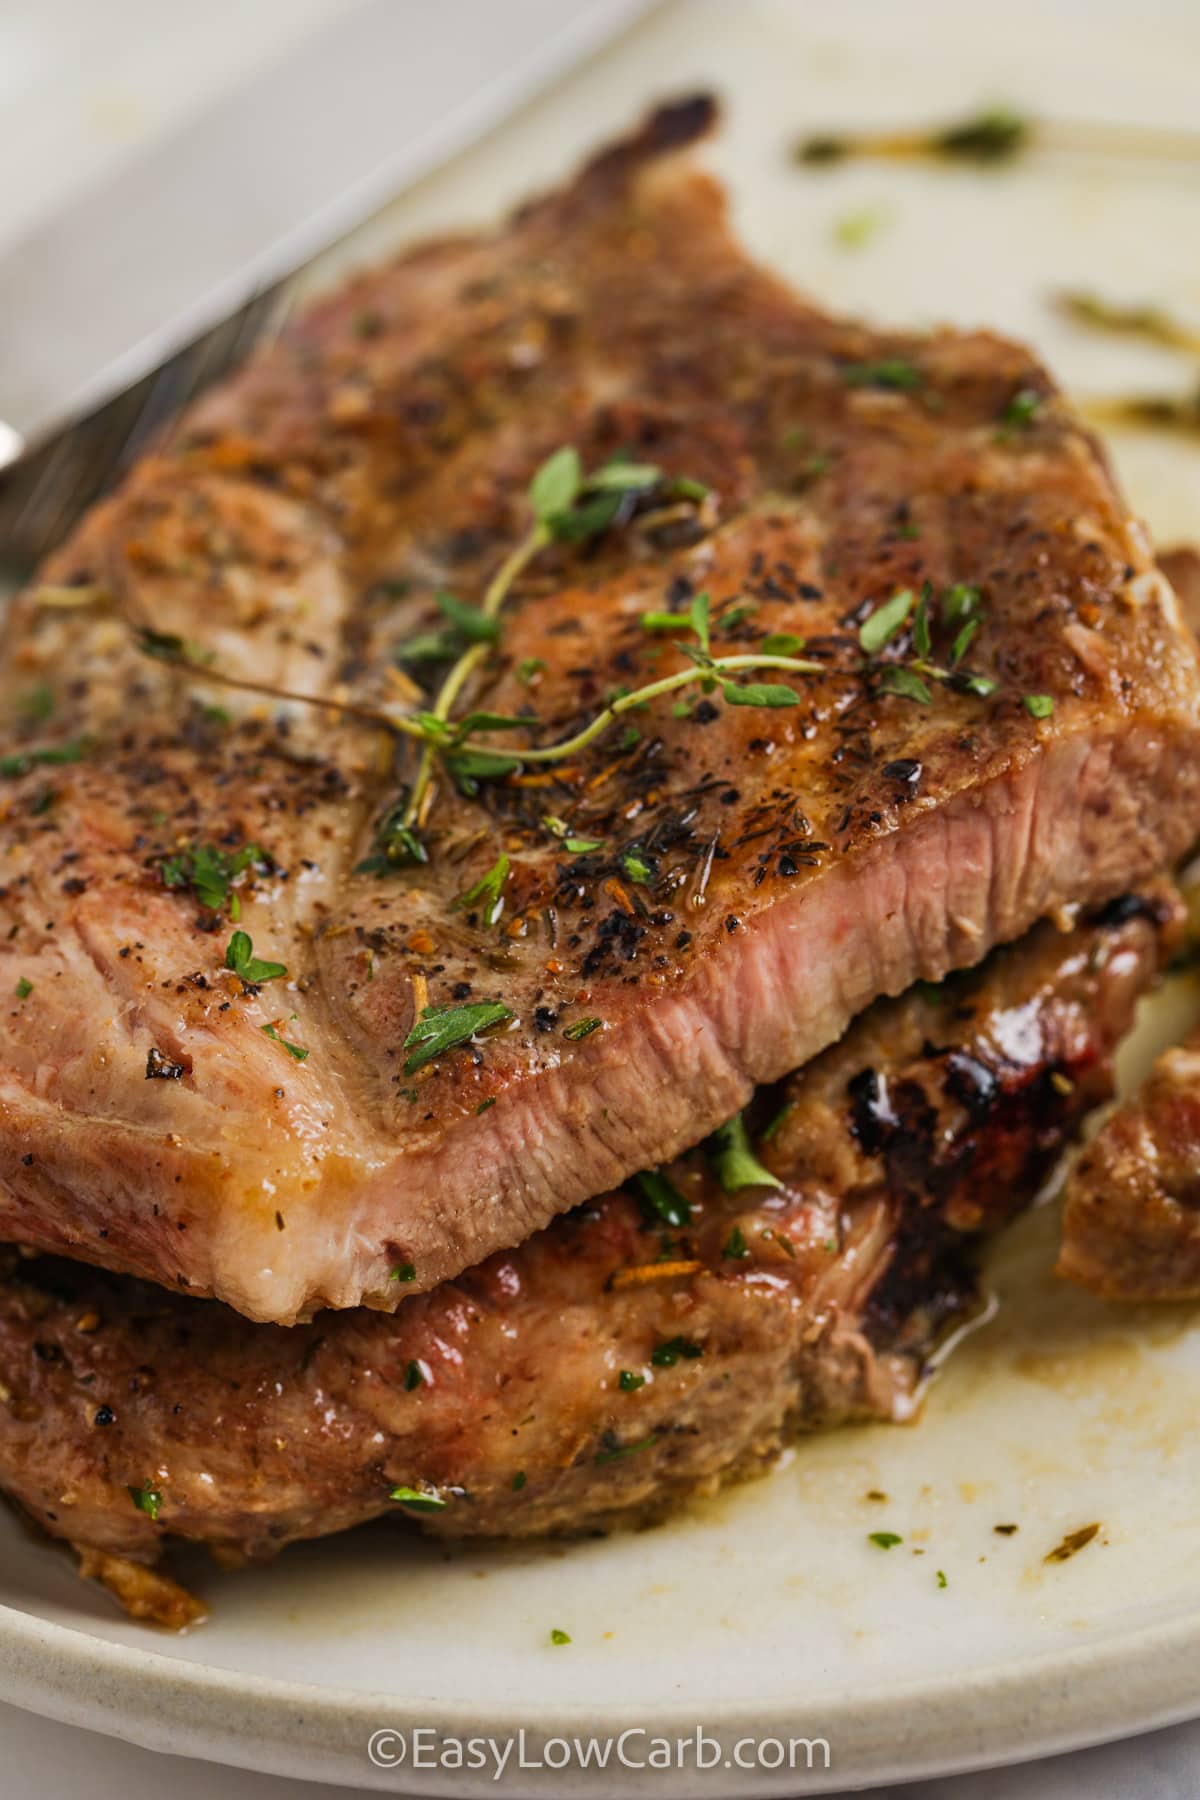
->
[635,1170,692,1230]
[128,1481,163,1521]
[859,588,916,653]
[402,1000,514,1074]
[224,930,287,984]
[709,1114,782,1193]
[434,589,501,644]
[529,446,583,522]
[0,738,90,777]
[262,1022,309,1062]
[721,680,799,707]
[877,665,933,705]
[452,853,510,927]
[389,1484,448,1513]
[841,359,922,392]
[159,841,265,917]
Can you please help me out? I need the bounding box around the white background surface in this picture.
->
[1,2,1198,1794]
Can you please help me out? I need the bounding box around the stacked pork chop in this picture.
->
[1,98,1198,1621]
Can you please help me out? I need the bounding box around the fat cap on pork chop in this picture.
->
[1,98,1199,1322]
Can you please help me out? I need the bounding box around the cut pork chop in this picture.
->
[1059,1013,1200,1301]
[0,891,1174,1602]
[1051,545,1200,1300]
[1,98,1199,1322]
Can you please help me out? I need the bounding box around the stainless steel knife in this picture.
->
[0,0,654,569]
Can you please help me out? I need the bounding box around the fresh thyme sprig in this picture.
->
[1056,291,1200,357]
[795,108,1200,170]
[125,623,430,742]
[79,447,1011,882]
[396,448,706,833]
[856,583,997,702]
[450,650,825,769]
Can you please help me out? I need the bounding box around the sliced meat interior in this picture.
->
[0,889,1174,1612]
[3,98,1199,1324]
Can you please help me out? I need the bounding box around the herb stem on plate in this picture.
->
[795,108,1200,170]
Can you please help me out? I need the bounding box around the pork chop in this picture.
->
[2,98,1198,1322]
[0,891,1173,1607]
[1059,1010,1200,1301]
[1051,543,1200,1300]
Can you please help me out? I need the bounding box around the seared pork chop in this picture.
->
[1051,544,1200,1301]
[0,892,1173,1593]
[1160,547,1200,633]
[2,99,1198,1322]
[1059,1026,1200,1300]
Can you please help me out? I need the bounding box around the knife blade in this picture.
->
[0,0,654,568]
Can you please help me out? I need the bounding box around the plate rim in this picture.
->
[2,1590,1199,1793]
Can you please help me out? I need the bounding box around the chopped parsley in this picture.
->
[619,1369,646,1392]
[14,978,32,1001]
[622,850,653,885]
[452,853,509,927]
[650,1337,703,1367]
[128,1481,163,1522]
[936,1569,949,1588]
[709,1113,782,1193]
[404,1360,424,1392]
[391,1262,417,1283]
[389,1485,448,1513]
[833,205,890,250]
[544,816,606,855]
[262,1022,308,1062]
[549,1628,572,1646]
[1001,387,1043,431]
[402,1000,514,1074]
[868,1531,903,1549]
[841,359,922,392]
[1024,693,1055,718]
[160,842,265,917]
[955,670,997,698]
[635,1170,692,1230]
[224,930,287,984]
[722,1225,750,1261]
[0,738,89,778]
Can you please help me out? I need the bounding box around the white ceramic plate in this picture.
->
[4,1,1200,1790]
